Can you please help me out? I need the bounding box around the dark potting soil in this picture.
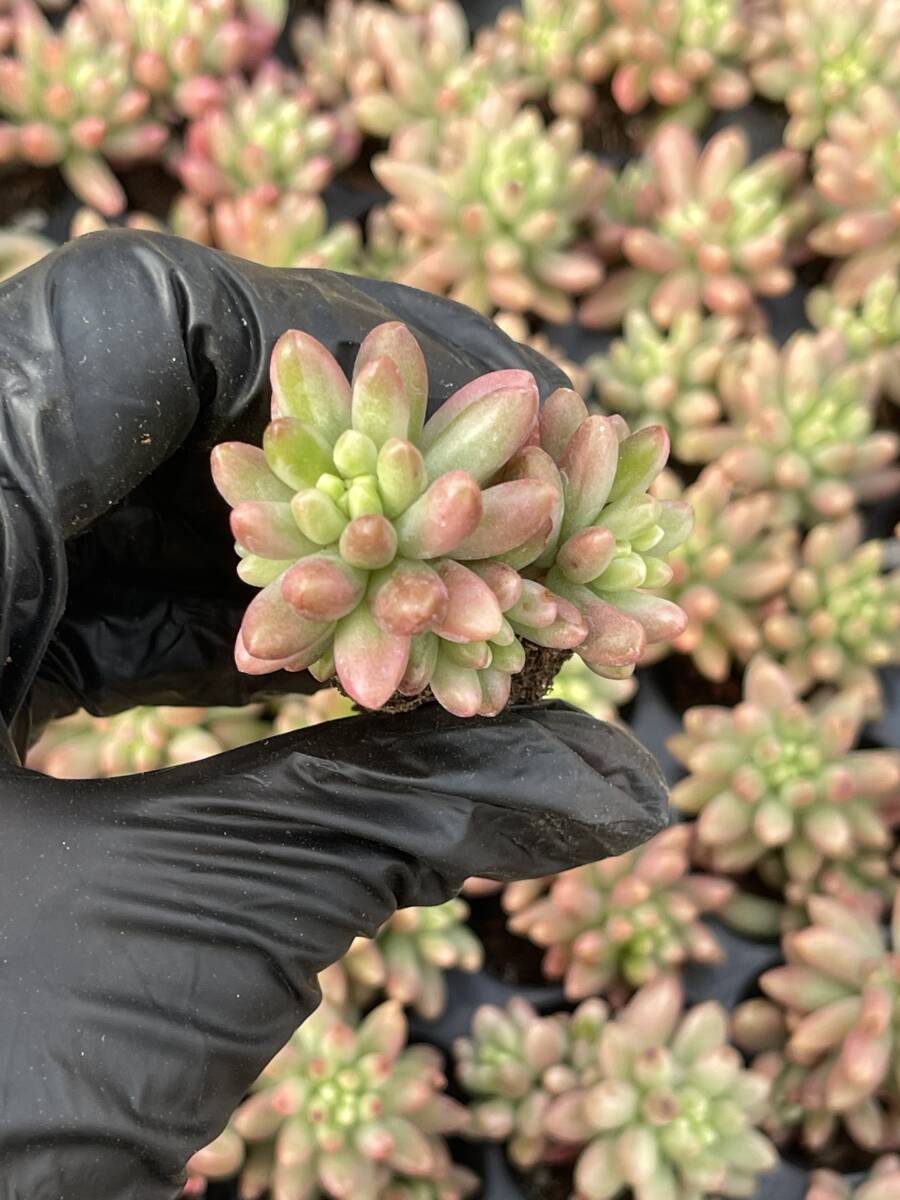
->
[465,892,549,987]
[655,651,744,715]
[514,1159,575,1200]
[0,166,68,227]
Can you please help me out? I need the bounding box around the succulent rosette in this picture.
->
[171,190,362,271]
[579,124,809,330]
[85,0,287,119]
[0,2,168,215]
[690,331,900,523]
[807,86,900,306]
[806,1156,900,1200]
[320,899,484,1020]
[177,62,357,205]
[761,515,900,718]
[507,825,733,1004]
[807,274,900,406]
[543,974,777,1200]
[605,0,752,124]
[646,466,798,682]
[756,895,900,1152]
[186,1001,474,1200]
[749,0,900,151]
[486,0,615,120]
[212,322,690,713]
[455,995,609,1168]
[670,656,900,911]
[372,94,606,321]
[589,309,740,458]
[26,704,270,779]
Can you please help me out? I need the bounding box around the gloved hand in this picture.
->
[0,231,667,1200]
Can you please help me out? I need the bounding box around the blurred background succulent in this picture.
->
[0,221,53,281]
[748,0,900,150]
[506,825,733,1004]
[806,1155,900,1200]
[546,653,637,722]
[670,656,900,910]
[543,974,777,1200]
[589,309,740,458]
[187,1001,473,1199]
[645,466,798,681]
[85,0,288,119]
[177,61,357,205]
[373,95,605,321]
[320,899,484,1020]
[807,274,900,406]
[756,895,900,1152]
[0,2,168,213]
[455,995,609,1168]
[761,516,900,717]
[579,124,811,329]
[605,0,752,125]
[699,331,900,522]
[807,86,900,307]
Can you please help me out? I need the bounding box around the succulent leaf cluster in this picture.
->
[807,274,900,406]
[806,1155,900,1200]
[647,466,798,682]
[579,124,810,330]
[85,0,287,119]
[605,0,752,124]
[761,515,900,717]
[177,62,358,204]
[172,189,362,270]
[749,0,900,150]
[808,86,900,306]
[320,900,484,1020]
[26,704,270,778]
[543,974,777,1200]
[691,331,900,523]
[589,309,740,457]
[212,322,689,713]
[0,2,168,215]
[455,995,610,1168]
[486,0,614,121]
[506,825,733,1004]
[756,895,900,1151]
[670,657,900,911]
[372,95,606,321]
[186,1001,475,1200]
[546,654,637,723]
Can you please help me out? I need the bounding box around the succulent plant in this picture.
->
[807,86,900,306]
[807,274,900,406]
[670,656,900,913]
[493,310,591,397]
[85,0,287,119]
[755,894,900,1151]
[806,1155,900,1200]
[687,331,900,523]
[455,995,609,1168]
[485,0,615,120]
[605,0,752,124]
[212,322,690,711]
[177,62,357,205]
[579,124,810,330]
[761,515,900,718]
[544,974,777,1200]
[171,190,361,271]
[320,899,484,1020]
[589,308,740,457]
[748,0,900,150]
[372,94,606,321]
[645,466,798,682]
[69,206,166,238]
[506,825,733,1004]
[187,1001,474,1200]
[0,223,53,281]
[291,0,362,111]
[546,654,637,723]
[26,704,271,779]
[271,688,357,732]
[0,2,168,215]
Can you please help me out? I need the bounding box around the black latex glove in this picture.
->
[0,231,667,1199]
